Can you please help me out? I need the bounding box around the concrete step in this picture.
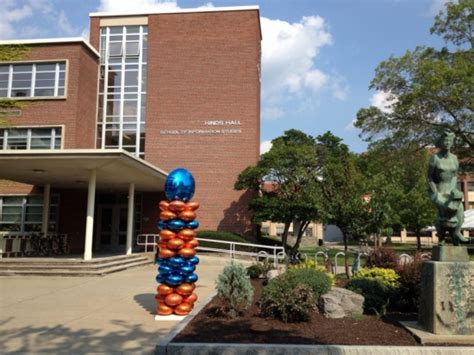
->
[0,254,145,266]
[0,254,153,277]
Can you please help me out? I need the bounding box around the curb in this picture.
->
[156,291,217,354]
[162,343,474,355]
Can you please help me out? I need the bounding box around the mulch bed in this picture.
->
[173,279,419,346]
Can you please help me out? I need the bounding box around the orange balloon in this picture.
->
[159,248,175,259]
[179,210,196,222]
[167,238,185,250]
[174,302,193,315]
[185,201,200,211]
[160,211,177,221]
[178,248,196,258]
[185,239,199,248]
[176,283,194,296]
[157,284,174,296]
[165,293,184,307]
[157,304,173,315]
[157,242,168,250]
[182,292,198,305]
[169,200,186,213]
[178,229,196,241]
[155,294,165,304]
[159,201,170,211]
[160,229,176,241]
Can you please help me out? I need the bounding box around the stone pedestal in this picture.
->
[418,259,474,335]
[432,245,469,262]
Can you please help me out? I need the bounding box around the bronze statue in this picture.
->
[428,131,467,245]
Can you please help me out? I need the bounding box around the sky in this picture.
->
[0,0,451,153]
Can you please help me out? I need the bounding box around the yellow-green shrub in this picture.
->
[353,267,400,288]
[290,259,335,286]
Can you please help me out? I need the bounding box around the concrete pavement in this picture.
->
[0,254,246,354]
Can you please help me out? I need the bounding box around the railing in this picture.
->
[0,233,69,258]
[136,234,285,267]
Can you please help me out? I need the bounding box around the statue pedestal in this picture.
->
[432,245,469,262]
[418,259,474,336]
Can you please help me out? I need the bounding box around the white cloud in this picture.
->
[427,0,450,16]
[344,119,357,131]
[370,91,398,113]
[260,140,273,155]
[261,106,285,121]
[58,10,77,36]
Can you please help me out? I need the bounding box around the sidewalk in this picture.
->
[0,255,244,354]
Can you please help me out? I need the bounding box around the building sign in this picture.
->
[160,120,242,135]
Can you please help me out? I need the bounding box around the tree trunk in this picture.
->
[281,222,291,252]
[416,229,421,250]
[255,223,262,241]
[342,231,350,279]
[290,221,309,254]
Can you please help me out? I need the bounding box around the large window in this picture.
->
[97,25,147,158]
[0,127,62,150]
[0,62,66,98]
[0,195,59,232]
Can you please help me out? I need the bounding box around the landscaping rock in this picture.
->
[266,264,287,280]
[319,287,364,319]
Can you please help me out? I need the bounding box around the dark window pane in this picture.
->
[36,72,55,80]
[34,88,54,96]
[109,42,122,56]
[109,27,123,34]
[106,100,121,115]
[126,26,139,34]
[35,79,55,88]
[124,71,138,86]
[57,88,64,96]
[0,89,7,97]
[13,64,32,72]
[125,42,139,56]
[0,66,9,73]
[36,63,56,71]
[11,89,30,97]
[30,138,52,149]
[105,130,120,146]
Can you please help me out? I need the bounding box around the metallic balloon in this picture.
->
[178,229,196,241]
[165,168,196,202]
[184,273,198,283]
[159,265,173,275]
[187,256,200,265]
[174,302,193,315]
[180,264,196,274]
[166,273,184,286]
[157,303,173,315]
[159,229,176,241]
[186,220,199,229]
[160,211,177,221]
[167,238,185,250]
[176,283,194,296]
[168,256,185,268]
[179,210,196,222]
[178,247,196,258]
[169,200,186,213]
[168,219,186,231]
[159,201,170,211]
[156,274,166,283]
[157,220,168,230]
[185,201,200,211]
[164,293,183,307]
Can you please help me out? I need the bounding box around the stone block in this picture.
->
[418,261,474,335]
[432,246,469,262]
[319,287,364,319]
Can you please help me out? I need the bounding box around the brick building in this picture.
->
[0,6,261,258]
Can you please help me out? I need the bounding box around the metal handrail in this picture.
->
[136,234,285,267]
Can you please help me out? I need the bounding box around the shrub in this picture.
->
[260,277,314,322]
[394,252,424,312]
[246,261,273,279]
[215,262,254,318]
[284,268,332,300]
[346,278,395,315]
[366,247,399,270]
[290,259,335,286]
[352,267,400,288]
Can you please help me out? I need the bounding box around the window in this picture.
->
[468,182,474,192]
[0,195,59,232]
[0,127,62,150]
[0,62,66,99]
[305,227,313,237]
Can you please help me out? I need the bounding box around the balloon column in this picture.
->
[155,168,200,316]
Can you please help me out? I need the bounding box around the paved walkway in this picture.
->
[0,255,245,354]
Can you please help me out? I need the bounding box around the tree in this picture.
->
[235,129,325,255]
[355,1,474,151]
[315,132,370,277]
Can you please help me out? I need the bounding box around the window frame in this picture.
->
[0,59,68,100]
[0,125,64,150]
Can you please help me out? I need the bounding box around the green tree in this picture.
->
[355,0,474,150]
[235,129,325,255]
[315,132,369,277]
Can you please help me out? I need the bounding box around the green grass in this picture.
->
[300,247,357,266]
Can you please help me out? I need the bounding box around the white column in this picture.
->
[126,183,135,255]
[41,184,51,235]
[84,170,97,260]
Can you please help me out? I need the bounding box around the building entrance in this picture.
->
[96,204,128,252]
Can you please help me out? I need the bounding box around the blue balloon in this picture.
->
[157,220,168,230]
[168,256,185,268]
[165,168,195,202]
[166,273,184,286]
[187,256,200,265]
[180,264,196,274]
[168,219,185,231]
[184,273,198,283]
[159,265,173,275]
[156,274,166,283]
[187,220,199,229]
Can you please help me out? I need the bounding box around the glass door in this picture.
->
[96,204,128,252]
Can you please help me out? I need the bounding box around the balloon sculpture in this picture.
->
[155,168,200,316]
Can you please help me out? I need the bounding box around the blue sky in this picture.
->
[0,0,450,153]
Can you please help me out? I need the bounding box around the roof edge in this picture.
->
[0,38,99,58]
[89,5,259,18]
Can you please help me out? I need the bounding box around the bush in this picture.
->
[260,277,314,322]
[366,247,399,270]
[284,268,332,300]
[289,259,335,286]
[246,261,273,279]
[215,262,254,317]
[352,267,400,288]
[394,252,424,312]
[346,278,396,315]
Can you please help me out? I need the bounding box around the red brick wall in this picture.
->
[144,10,261,235]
